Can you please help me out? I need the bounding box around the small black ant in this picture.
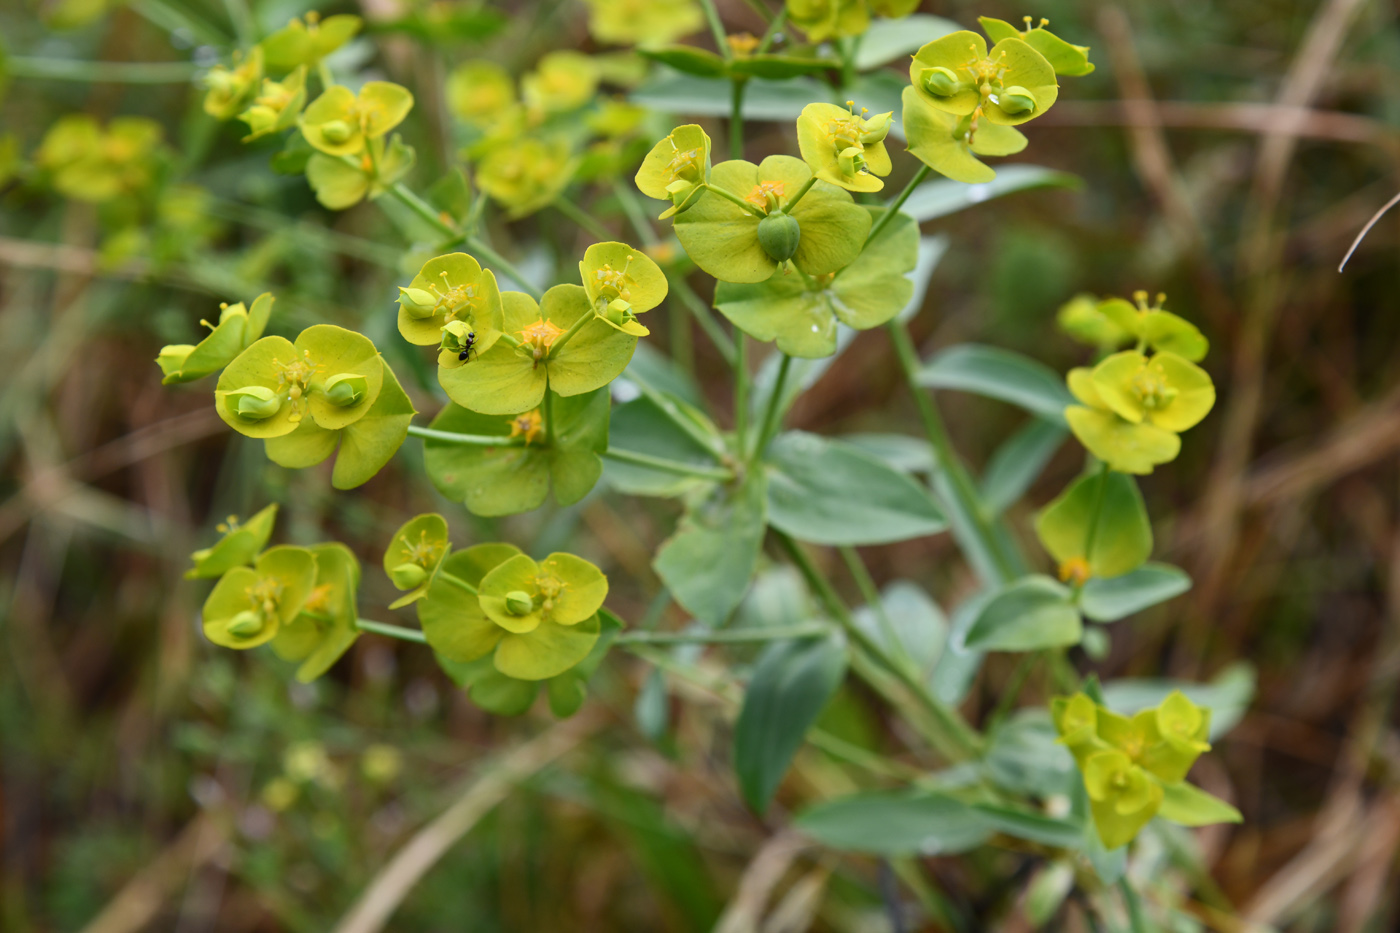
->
[457,331,477,362]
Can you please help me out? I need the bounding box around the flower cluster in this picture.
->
[785,0,920,43]
[34,115,166,203]
[1054,691,1240,849]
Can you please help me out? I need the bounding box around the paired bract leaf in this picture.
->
[201,545,317,650]
[635,124,712,219]
[796,101,893,193]
[1064,368,1181,475]
[260,13,362,72]
[1035,469,1152,581]
[159,294,274,385]
[909,32,1058,127]
[382,513,450,609]
[902,85,1026,184]
[306,133,415,209]
[272,542,361,682]
[423,388,609,516]
[186,503,278,579]
[654,474,767,626]
[300,81,414,156]
[978,16,1095,77]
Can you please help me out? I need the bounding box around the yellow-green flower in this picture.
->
[204,47,265,121]
[786,0,869,43]
[1097,292,1209,361]
[1090,351,1215,434]
[1064,367,1180,475]
[476,135,576,218]
[1057,293,1131,350]
[305,134,415,210]
[521,51,599,115]
[186,503,279,580]
[635,124,711,219]
[796,101,893,194]
[201,545,317,650]
[578,241,668,336]
[259,11,362,72]
[240,67,308,141]
[157,292,275,385]
[382,513,450,609]
[271,542,362,682]
[909,31,1058,127]
[901,85,1027,184]
[446,60,517,130]
[397,252,506,351]
[1082,750,1162,850]
[35,115,163,202]
[300,81,414,156]
[979,15,1095,77]
[583,0,703,47]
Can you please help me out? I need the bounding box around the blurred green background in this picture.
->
[2,0,1399,930]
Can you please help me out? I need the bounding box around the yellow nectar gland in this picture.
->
[302,583,334,616]
[593,256,635,303]
[272,350,323,422]
[246,576,285,617]
[1058,556,1091,587]
[398,530,443,570]
[518,318,564,363]
[727,33,761,56]
[533,565,568,616]
[429,270,485,324]
[666,145,703,185]
[1131,367,1175,410]
[508,409,545,445]
[824,114,864,154]
[745,180,786,212]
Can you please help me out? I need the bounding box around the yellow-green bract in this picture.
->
[382,514,451,610]
[300,82,414,157]
[635,124,712,219]
[908,31,1059,127]
[157,293,274,385]
[271,542,362,683]
[185,503,279,580]
[201,545,317,650]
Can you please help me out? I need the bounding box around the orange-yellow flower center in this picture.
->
[508,409,545,445]
[745,179,786,211]
[1057,556,1091,586]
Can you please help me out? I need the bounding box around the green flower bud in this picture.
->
[240,105,279,137]
[398,286,437,320]
[388,562,428,590]
[998,86,1037,115]
[156,344,195,378]
[859,111,894,146]
[504,590,536,616]
[324,372,368,407]
[228,385,282,421]
[837,146,868,178]
[920,66,961,97]
[756,210,802,263]
[320,120,354,144]
[226,609,266,637]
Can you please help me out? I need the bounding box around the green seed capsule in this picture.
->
[999,86,1036,115]
[229,386,282,420]
[320,120,354,144]
[757,210,801,263]
[603,299,636,326]
[325,372,368,408]
[227,609,265,637]
[398,286,437,320]
[388,562,428,590]
[860,112,893,145]
[504,590,535,616]
[920,66,961,98]
[837,146,868,178]
[155,344,195,378]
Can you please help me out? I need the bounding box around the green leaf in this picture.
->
[852,581,947,680]
[654,473,767,626]
[839,433,934,474]
[981,419,1067,514]
[796,792,992,855]
[418,544,520,663]
[1080,563,1191,623]
[630,72,827,122]
[636,46,729,78]
[973,803,1084,849]
[1157,781,1242,827]
[604,396,719,498]
[898,165,1082,223]
[1100,663,1255,740]
[1035,470,1152,579]
[918,344,1075,422]
[728,54,835,80]
[333,360,415,489]
[765,431,945,545]
[855,14,962,70]
[423,389,609,516]
[963,575,1082,652]
[734,634,848,813]
[984,710,1078,797]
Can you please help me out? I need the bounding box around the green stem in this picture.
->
[699,0,730,55]
[543,382,556,447]
[612,179,660,249]
[554,196,613,241]
[730,78,747,161]
[625,370,730,461]
[389,181,458,239]
[868,163,931,246]
[776,532,982,760]
[616,623,829,645]
[782,176,817,213]
[886,319,1017,584]
[705,184,766,218]
[464,237,543,301]
[547,308,594,359]
[986,652,1040,730]
[5,58,199,83]
[750,353,792,463]
[601,448,733,482]
[356,619,428,644]
[756,6,787,51]
[1118,878,1148,933]
[838,546,908,676]
[734,334,750,457]
[221,0,255,47]
[669,275,738,366]
[407,424,522,446]
[439,571,479,597]
[741,0,777,26]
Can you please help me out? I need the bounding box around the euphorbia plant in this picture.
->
[109,2,1250,925]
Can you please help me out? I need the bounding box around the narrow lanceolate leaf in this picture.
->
[734,634,848,813]
[918,344,1075,422]
[795,792,992,855]
[765,431,945,545]
[1157,781,1243,827]
[1079,563,1191,622]
[963,575,1083,652]
[980,418,1067,514]
[973,804,1085,849]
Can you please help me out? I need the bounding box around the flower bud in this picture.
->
[398,286,437,320]
[325,372,368,407]
[240,105,279,137]
[837,146,868,178]
[999,86,1036,115]
[226,609,266,637]
[757,210,802,263]
[504,590,535,616]
[156,344,195,378]
[320,120,354,144]
[920,66,961,98]
[859,111,894,145]
[388,562,428,590]
[602,299,636,326]
[228,385,282,420]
